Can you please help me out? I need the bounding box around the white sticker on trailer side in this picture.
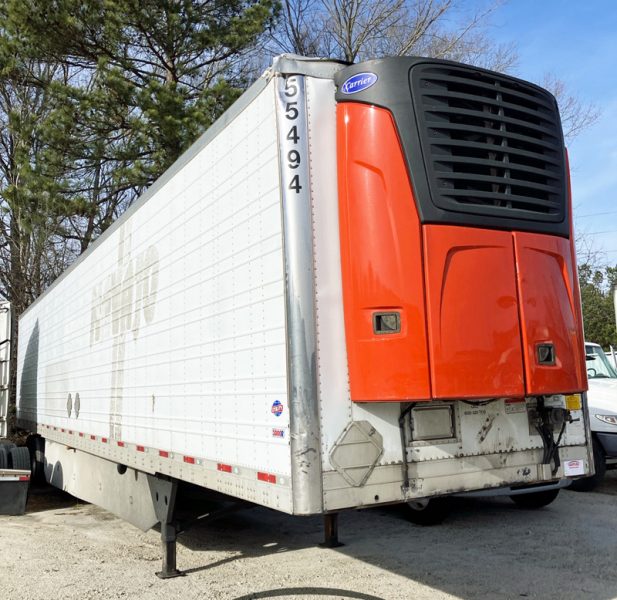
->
[564,459,586,476]
[17,77,293,478]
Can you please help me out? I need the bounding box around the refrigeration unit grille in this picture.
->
[411,64,566,223]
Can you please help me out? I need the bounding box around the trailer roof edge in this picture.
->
[22,55,347,320]
[270,54,348,78]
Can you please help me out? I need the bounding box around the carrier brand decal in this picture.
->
[271,400,284,416]
[341,72,378,94]
[89,225,160,440]
[272,428,285,438]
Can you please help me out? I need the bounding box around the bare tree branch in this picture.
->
[267,0,519,72]
[541,74,601,142]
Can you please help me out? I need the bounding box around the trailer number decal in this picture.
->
[277,75,308,198]
[271,400,284,416]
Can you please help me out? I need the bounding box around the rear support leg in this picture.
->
[158,521,183,579]
[147,475,184,579]
[320,512,344,548]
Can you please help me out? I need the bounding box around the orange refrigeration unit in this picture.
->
[336,58,586,404]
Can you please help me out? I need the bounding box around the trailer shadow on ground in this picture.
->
[174,473,617,600]
[23,474,617,599]
[25,481,81,513]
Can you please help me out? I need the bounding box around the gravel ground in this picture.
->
[3,474,617,600]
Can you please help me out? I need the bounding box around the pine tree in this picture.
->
[579,264,617,348]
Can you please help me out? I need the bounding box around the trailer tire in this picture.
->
[569,437,605,492]
[27,435,45,484]
[0,446,7,469]
[406,498,451,526]
[510,488,560,509]
[8,447,31,471]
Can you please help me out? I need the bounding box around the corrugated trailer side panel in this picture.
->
[17,76,293,503]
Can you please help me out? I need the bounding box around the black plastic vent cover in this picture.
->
[410,64,566,223]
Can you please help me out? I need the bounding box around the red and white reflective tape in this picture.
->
[0,474,29,482]
[257,471,277,484]
[38,423,284,486]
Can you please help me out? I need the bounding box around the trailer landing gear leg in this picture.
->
[148,475,184,579]
[157,521,183,579]
[320,513,343,548]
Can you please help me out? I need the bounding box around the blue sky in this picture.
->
[486,0,617,265]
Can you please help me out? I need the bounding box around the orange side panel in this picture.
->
[423,226,525,399]
[514,232,586,394]
[566,150,588,392]
[337,103,431,402]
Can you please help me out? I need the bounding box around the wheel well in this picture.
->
[591,433,607,457]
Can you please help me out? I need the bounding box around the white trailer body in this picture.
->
[0,302,10,438]
[16,56,592,531]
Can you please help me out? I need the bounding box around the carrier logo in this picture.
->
[341,72,378,94]
[272,428,285,439]
[271,400,284,417]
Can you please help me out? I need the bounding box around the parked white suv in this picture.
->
[570,342,617,491]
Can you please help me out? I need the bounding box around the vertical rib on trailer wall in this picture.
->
[275,74,324,515]
[0,303,9,438]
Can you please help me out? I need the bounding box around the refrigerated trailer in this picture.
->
[16,55,592,576]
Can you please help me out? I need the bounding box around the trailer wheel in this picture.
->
[569,437,605,492]
[406,498,450,526]
[510,488,560,509]
[8,447,31,471]
[0,446,7,469]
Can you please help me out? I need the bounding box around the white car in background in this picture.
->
[571,342,617,491]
